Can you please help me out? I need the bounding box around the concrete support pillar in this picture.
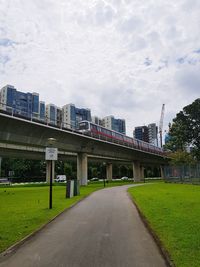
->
[160,165,165,179]
[46,161,55,183]
[140,166,145,180]
[0,157,2,177]
[106,163,113,181]
[133,161,142,182]
[77,153,88,185]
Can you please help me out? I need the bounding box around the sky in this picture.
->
[0,0,200,137]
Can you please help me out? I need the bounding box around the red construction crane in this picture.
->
[159,104,165,148]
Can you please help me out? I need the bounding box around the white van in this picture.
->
[55,175,66,182]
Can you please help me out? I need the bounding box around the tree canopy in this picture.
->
[165,98,200,160]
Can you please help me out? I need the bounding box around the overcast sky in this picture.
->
[0,0,200,136]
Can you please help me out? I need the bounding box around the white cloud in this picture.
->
[0,0,200,136]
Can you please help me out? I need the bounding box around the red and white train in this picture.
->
[78,121,164,156]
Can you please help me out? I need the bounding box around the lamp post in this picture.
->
[46,138,57,209]
[0,157,2,177]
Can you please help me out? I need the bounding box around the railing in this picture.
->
[0,102,164,157]
[164,164,200,184]
[0,101,73,129]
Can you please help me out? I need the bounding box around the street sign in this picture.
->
[45,147,58,161]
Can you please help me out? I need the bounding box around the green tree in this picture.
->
[165,98,200,159]
[1,158,45,178]
[90,167,98,178]
[169,150,196,166]
[64,162,73,178]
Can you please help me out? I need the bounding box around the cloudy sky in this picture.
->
[0,0,200,136]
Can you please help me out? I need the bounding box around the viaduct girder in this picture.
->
[0,113,168,165]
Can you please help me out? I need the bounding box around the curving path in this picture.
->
[0,185,167,267]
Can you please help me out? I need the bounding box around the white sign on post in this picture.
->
[45,147,58,161]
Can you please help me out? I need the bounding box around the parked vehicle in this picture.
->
[55,175,66,182]
[121,176,129,181]
[90,177,99,181]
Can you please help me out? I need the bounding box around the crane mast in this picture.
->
[159,104,165,148]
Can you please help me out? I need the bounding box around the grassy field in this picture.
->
[128,183,200,267]
[0,180,133,253]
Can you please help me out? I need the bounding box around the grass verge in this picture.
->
[0,180,133,253]
[128,183,200,267]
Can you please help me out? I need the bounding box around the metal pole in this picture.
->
[49,160,53,209]
[0,157,2,177]
[160,131,162,148]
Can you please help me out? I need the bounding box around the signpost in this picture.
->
[45,140,57,209]
[45,147,58,161]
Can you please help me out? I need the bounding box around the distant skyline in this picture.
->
[0,0,200,136]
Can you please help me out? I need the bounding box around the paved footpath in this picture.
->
[0,185,167,267]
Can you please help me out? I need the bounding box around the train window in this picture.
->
[91,124,98,131]
[107,130,111,136]
[116,133,122,140]
[127,137,132,143]
[78,122,89,130]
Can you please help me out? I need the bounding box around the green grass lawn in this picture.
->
[0,180,133,253]
[128,183,200,267]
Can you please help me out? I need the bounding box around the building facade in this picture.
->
[133,123,158,145]
[56,107,62,127]
[0,85,39,118]
[134,126,149,142]
[46,104,57,125]
[148,123,158,146]
[92,116,103,126]
[39,101,45,121]
[102,115,126,134]
[62,104,91,129]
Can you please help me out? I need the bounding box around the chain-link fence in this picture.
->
[164,164,200,184]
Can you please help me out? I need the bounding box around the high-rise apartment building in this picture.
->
[46,104,57,125]
[133,123,158,145]
[39,101,45,121]
[32,93,39,118]
[56,107,62,128]
[148,123,158,146]
[134,126,149,142]
[0,85,39,118]
[102,115,126,134]
[62,104,91,129]
[92,116,103,126]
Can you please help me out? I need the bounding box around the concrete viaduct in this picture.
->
[0,113,168,185]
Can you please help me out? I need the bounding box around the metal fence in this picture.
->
[164,164,200,184]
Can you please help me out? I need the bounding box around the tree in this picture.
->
[64,163,73,178]
[1,158,46,178]
[169,150,196,166]
[165,98,200,159]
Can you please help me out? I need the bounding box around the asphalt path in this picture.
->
[0,184,167,267]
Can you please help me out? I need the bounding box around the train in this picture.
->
[78,121,164,156]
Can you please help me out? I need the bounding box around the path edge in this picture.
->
[0,192,93,261]
[127,188,176,267]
